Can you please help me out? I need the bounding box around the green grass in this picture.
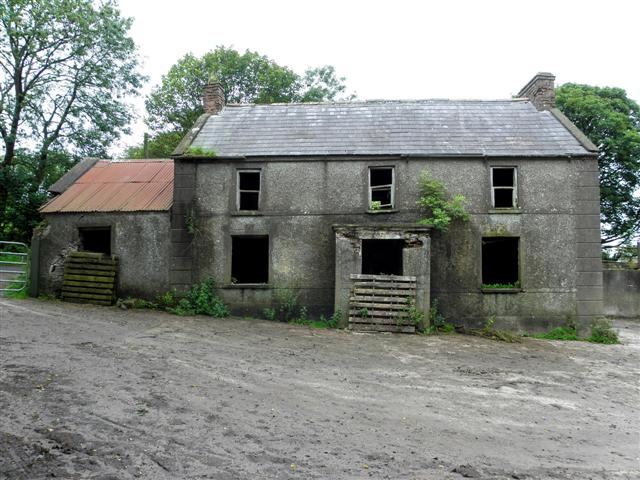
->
[527,319,619,344]
[4,280,29,299]
[424,322,456,335]
[531,326,578,341]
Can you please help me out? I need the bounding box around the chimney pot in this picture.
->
[203,81,225,115]
[517,72,556,110]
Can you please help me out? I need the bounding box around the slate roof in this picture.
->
[40,160,173,213]
[186,99,593,158]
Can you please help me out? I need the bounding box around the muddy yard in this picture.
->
[0,299,638,479]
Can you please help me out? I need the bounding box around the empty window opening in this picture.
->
[369,167,394,209]
[231,236,269,284]
[238,170,260,211]
[362,239,403,275]
[482,237,519,285]
[491,167,517,208]
[79,227,111,255]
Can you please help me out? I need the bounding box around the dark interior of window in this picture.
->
[239,171,260,210]
[482,237,519,285]
[370,168,393,208]
[492,168,515,208]
[79,227,111,255]
[362,239,403,275]
[231,236,268,283]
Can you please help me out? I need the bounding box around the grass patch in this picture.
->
[4,279,29,299]
[531,326,578,341]
[525,318,619,344]
[288,311,341,329]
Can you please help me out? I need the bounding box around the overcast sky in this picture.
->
[116,0,639,152]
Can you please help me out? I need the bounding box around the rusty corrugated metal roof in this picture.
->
[40,160,174,213]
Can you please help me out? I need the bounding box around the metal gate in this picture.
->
[0,241,29,293]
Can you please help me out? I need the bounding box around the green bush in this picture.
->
[417,171,470,232]
[166,279,229,317]
[262,307,276,321]
[589,318,619,344]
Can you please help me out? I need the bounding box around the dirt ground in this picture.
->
[0,299,638,480]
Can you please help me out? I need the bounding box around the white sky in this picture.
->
[116,0,640,151]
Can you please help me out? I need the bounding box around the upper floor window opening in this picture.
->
[369,167,395,210]
[237,169,261,211]
[491,167,517,208]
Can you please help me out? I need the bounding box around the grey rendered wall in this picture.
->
[574,159,604,334]
[173,155,601,330]
[603,266,640,318]
[36,212,170,299]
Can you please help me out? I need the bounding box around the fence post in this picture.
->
[30,236,40,297]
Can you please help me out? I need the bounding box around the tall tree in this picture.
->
[556,84,640,246]
[139,46,352,157]
[0,0,143,240]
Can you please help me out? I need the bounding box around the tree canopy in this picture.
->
[0,0,143,241]
[134,46,353,158]
[556,84,640,246]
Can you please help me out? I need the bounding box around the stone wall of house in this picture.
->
[170,155,603,332]
[603,263,640,318]
[36,212,170,299]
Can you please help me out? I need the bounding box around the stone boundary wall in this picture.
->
[603,264,639,318]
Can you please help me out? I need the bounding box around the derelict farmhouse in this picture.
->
[34,73,603,333]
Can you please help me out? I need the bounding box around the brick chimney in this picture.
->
[517,72,556,110]
[203,80,225,115]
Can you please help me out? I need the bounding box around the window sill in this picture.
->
[481,288,522,294]
[231,211,263,217]
[223,283,270,289]
[488,208,522,214]
[366,209,398,214]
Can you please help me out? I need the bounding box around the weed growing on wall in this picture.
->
[417,171,470,232]
[481,281,521,289]
[185,146,217,156]
[423,298,454,335]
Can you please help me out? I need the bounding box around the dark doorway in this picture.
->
[482,237,519,285]
[79,227,111,255]
[231,236,269,284]
[362,239,404,275]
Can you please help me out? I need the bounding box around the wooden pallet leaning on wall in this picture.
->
[62,252,118,305]
[348,274,417,333]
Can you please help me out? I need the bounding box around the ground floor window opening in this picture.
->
[361,239,404,276]
[79,227,111,255]
[482,237,519,286]
[231,236,269,284]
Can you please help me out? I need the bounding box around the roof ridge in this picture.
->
[109,158,173,162]
[224,98,530,107]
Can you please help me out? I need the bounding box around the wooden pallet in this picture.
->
[348,274,417,333]
[61,252,118,305]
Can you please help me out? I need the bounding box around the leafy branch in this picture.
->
[416,171,470,231]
